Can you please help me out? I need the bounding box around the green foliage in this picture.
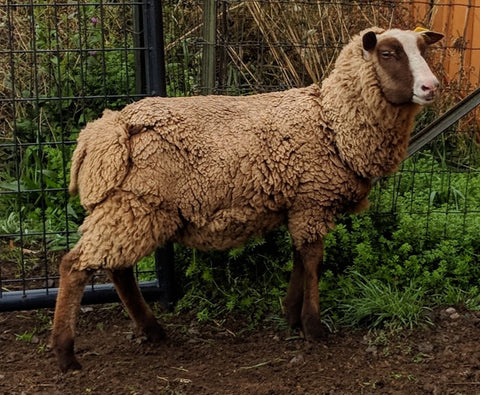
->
[136,254,157,282]
[0,4,135,251]
[324,152,480,296]
[175,227,292,327]
[0,143,82,250]
[165,37,199,97]
[336,272,431,330]
[439,285,480,310]
[15,331,36,343]
[162,2,201,97]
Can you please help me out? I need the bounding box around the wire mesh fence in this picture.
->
[0,0,158,306]
[1,0,479,310]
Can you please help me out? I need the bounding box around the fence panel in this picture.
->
[0,0,167,310]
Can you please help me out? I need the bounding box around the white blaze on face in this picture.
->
[381,29,440,105]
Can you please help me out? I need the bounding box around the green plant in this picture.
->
[322,151,480,300]
[175,227,292,326]
[336,272,431,330]
[136,254,157,281]
[0,4,136,258]
[15,331,35,342]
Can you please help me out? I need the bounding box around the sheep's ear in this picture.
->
[362,31,377,60]
[422,31,444,45]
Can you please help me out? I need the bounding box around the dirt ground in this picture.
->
[2,304,480,394]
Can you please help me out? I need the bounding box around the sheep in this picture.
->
[51,27,443,372]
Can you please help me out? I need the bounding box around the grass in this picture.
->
[15,332,35,342]
[336,272,432,330]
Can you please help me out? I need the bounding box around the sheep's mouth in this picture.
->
[412,93,436,105]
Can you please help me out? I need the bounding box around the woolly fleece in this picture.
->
[69,27,422,270]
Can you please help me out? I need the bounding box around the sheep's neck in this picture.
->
[319,66,421,179]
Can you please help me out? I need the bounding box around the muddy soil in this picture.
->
[1,304,480,394]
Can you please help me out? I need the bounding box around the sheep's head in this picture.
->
[362,28,444,106]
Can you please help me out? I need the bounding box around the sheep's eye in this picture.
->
[381,51,392,58]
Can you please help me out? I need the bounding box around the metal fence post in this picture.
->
[141,0,167,97]
[135,0,176,309]
[145,0,176,309]
[201,0,216,94]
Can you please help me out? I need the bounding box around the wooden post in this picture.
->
[201,0,216,95]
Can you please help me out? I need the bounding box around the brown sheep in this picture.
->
[51,27,443,372]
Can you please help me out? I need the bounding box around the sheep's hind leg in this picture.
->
[298,240,328,341]
[51,250,94,372]
[284,250,304,329]
[106,267,166,342]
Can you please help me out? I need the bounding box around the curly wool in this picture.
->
[69,28,421,270]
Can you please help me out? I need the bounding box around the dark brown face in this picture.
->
[362,29,443,105]
[374,37,414,104]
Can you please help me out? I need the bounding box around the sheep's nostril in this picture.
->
[418,81,439,101]
[422,81,439,93]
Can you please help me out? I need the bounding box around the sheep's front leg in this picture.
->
[51,250,93,372]
[285,240,326,340]
[300,240,327,340]
[106,268,165,342]
[285,250,304,329]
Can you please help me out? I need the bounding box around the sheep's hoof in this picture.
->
[301,314,328,341]
[58,355,82,373]
[53,346,82,372]
[285,300,303,330]
[51,336,82,372]
[142,322,166,343]
[285,310,302,330]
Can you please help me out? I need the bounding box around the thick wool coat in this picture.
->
[69,28,421,270]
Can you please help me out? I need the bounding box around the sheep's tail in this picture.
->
[68,138,85,196]
[68,109,130,211]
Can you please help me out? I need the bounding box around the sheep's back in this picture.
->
[119,87,327,245]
